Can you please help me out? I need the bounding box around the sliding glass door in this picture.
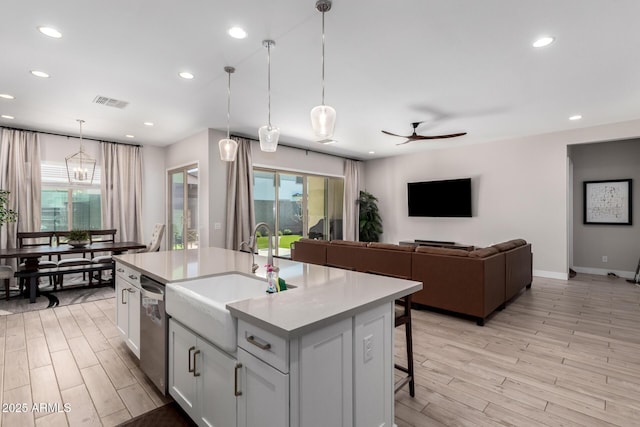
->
[254,168,344,257]
[168,164,199,250]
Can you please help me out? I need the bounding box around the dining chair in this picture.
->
[89,229,117,263]
[54,231,92,289]
[1,264,14,300]
[17,231,57,289]
[142,223,165,252]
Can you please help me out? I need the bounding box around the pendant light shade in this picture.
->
[259,40,280,152]
[65,119,96,184]
[219,66,238,162]
[310,0,336,140]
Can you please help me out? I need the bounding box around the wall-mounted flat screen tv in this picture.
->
[407,178,472,217]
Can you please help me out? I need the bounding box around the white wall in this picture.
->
[363,118,640,279]
[252,142,345,177]
[165,129,210,248]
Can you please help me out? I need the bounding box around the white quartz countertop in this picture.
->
[114,247,422,338]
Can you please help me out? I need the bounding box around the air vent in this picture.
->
[93,95,129,109]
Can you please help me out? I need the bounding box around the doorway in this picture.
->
[168,164,199,250]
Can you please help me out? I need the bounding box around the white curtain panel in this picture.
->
[225,138,255,250]
[343,159,360,241]
[100,142,143,243]
[0,128,41,250]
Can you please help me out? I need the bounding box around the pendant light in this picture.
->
[258,40,280,152]
[65,119,96,184]
[219,66,238,162]
[310,0,336,140]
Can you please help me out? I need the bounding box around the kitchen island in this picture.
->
[115,246,421,427]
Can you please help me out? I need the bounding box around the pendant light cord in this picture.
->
[267,42,272,128]
[226,70,231,139]
[321,9,326,106]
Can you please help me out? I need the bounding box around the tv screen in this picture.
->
[407,178,472,217]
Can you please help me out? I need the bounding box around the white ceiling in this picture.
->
[2,0,640,160]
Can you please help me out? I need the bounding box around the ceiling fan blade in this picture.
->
[395,139,413,146]
[381,130,411,138]
[412,132,467,140]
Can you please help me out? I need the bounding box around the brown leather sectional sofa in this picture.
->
[290,238,532,325]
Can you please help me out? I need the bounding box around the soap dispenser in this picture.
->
[266,264,278,293]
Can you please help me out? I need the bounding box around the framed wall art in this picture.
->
[583,179,632,225]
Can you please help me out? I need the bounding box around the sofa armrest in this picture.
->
[505,243,532,300]
[411,252,505,319]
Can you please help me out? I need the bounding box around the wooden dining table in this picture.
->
[0,241,147,302]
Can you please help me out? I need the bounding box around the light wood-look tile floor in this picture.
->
[1,273,639,426]
[0,297,170,427]
[394,273,640,426]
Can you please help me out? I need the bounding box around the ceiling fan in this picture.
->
[382,122,467,145]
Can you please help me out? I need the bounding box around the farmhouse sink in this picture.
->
[165,273,271,353]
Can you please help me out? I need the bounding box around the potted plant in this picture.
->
[0,190,17,227]
[66,229,90,247]
[358,190,383,242]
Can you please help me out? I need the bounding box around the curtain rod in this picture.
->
[231,133,360,162]
[0,125,142,147]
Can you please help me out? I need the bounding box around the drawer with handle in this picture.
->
[237,319,288,374]
[115,262,141,287]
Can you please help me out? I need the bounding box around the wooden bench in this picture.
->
[15,262,115,303]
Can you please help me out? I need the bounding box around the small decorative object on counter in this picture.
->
[266,264,279,293]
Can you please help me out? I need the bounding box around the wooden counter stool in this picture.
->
[366,270,416,397]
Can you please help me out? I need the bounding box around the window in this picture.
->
[41,162,102,231]
[253,168,344,257]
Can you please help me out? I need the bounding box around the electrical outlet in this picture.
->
[363,334,373,363]
[214,223,221,230]
[602,256,608,263]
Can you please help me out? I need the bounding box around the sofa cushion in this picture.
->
[330,240,369,247]
[468,247,499,258]
[508,238,527,247]
[298,238,329,244]
[492,241,518,252]
[415,246,469,257]
[367,242,415,252]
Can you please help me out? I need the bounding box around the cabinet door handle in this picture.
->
[188,346,195,373]
[234,363,242,396]
[117,267,125,273]
[121,288,127,304]
[246,335,271,350]
[193,349,201,377]
[128,274,138,280]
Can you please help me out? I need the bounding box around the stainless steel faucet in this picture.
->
[240,222,279,274]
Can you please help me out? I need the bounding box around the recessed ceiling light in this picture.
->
[143,122,154,127]
[37,26,62,38]
[532,36,555,48]
[228,27,247,39]
[368,151,375,154]
[30,70,50,78]
[179,72,194,80]
[569,115,582,121]
[125,134,135,138]
[0,94,15,100]
[1,115,15,120]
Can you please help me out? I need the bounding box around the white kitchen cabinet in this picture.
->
[237,348,289,427]
[169,319,239,427]
[115,262,141,358]
[239,316,355,427]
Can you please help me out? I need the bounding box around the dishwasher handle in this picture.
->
[140,277,165,301]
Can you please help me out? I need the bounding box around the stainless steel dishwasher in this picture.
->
[140,275,168,395]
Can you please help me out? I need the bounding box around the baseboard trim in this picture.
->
[572,266,635,279]
[533,270,568,280]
